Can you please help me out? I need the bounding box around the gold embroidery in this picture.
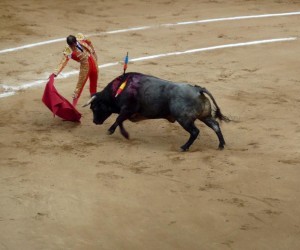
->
[76,33,85,40]
[54,54,69,76]
[63,46,72,56]
[74,63,89,95]
[79,41,93,55]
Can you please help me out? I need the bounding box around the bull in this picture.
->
[83,72,229,151]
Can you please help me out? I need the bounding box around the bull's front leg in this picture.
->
[107,110,131,139]
[107,122,129,139]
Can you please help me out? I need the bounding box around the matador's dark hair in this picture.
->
[66,35,77,46]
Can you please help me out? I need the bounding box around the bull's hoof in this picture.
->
[180,146,189,152]
[218,145,224,150]
[107,129,114,135]
[119,127,130,139]
[121,131,130,140]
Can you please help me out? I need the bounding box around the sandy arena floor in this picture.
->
[0,0,300,249]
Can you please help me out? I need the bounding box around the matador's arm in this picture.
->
[86,38,98,62]
[76,33,98,62]
[53,46,71,76]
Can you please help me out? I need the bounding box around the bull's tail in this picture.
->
[198,87,230,122]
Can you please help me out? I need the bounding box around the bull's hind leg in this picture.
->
[201,117,225,150]
[177,119,200,151]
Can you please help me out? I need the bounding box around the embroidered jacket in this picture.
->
[54,33,97,76]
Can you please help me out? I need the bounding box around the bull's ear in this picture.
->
[82,95,96,107]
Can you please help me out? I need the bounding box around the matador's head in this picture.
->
[66,35,77,48]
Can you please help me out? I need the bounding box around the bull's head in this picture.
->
[82,95,113,125]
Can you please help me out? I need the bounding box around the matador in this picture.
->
[54,33,98,107]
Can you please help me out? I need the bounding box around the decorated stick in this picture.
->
[115,52,129,98]
[123,52,129,75]
[115,80,127,97]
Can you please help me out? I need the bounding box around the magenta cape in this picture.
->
[42,74,82,122]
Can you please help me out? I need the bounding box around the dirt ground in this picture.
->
[1,0,300,249]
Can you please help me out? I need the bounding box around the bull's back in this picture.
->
[136,75,206,119]
[135,76,171,118]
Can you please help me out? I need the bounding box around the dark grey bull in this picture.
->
[83,72,229,151]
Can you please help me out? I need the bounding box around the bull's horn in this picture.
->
[82,95,96,107]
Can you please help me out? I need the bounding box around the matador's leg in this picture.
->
[88,56,98,96]
[72,63,89,107]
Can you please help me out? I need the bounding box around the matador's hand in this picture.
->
[49,73,57,79]
[72,92,78,99]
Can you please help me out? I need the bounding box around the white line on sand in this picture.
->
[0,11,299,54]
[0,37,296,99]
